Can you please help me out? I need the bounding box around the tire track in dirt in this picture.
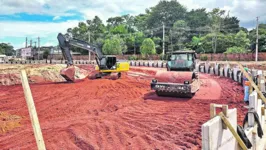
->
[0,66,245,150]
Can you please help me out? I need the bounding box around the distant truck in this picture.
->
[0,55,7,63]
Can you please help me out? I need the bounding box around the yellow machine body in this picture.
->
[95,61,130,73]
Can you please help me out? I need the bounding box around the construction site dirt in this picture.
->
[0,65,246,150]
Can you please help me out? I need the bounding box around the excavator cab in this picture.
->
[99,56,117,70]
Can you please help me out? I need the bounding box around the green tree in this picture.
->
[224,46,247,54]
[190,36,205,53]
[172,20,189,50]
[186,8,210,37]
[234,30,250,48]
[249,24,266,52]
[222,16,240,34]
[0,43,14,56]
[110,24,128,35]
[102,36,123,55]
[140,38,156,55]
[208,8,226,53]
[152,37,162,54]
[43,49,50,59]
[146,0,187,29]
[134,32,145,54]
[134,13,149,31]
[107,16,125,26]
[201,33,235,53]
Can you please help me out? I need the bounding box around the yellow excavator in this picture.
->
[57,33,129,82]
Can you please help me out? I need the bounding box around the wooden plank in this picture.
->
[218,112,248,150]
[20,70,46,150]
[262,106,265,116]
[237,62,266,104]
[210,103,216,119]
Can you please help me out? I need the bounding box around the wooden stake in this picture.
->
[237,62,266,104]
[20,70,46,150]
[218,112,248,150]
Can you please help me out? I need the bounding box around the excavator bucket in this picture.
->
[60,66,91,82]
[151,71,199,98]
[60,67,75,82]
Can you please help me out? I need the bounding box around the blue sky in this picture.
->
[0,0,265,49]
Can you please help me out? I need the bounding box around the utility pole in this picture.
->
[170,29,173,53]
[255,17,259,62]
[134,34,136,55]
[25,37,28,48]
[163,22,165,55]
[88,32,91,61]
[38,37,40,60]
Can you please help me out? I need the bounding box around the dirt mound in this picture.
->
[0,66,245,149]
[0,64,94,85]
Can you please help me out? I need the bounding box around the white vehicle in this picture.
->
[0,55,7,63]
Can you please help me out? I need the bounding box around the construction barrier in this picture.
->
[199,61,266,150]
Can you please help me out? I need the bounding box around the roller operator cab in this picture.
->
[151,50,200,98]
[166,50,197,72]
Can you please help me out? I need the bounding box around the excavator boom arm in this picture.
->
[57,33,102,66]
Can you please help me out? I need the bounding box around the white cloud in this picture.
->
[1,0,264,26]
[0,20,80,38]
[0,20,81,49]
[43,41,55,46]
[53,16,61,20]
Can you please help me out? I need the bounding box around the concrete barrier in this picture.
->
[210,67,215,75]
[202,109,238,150]
[219,67,224,77]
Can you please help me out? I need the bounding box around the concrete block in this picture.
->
[196,64,200,72]
[148,61,153,67]
[215,64,219,75]
[202,109,238,150]
[210,67,214,75]
[237,71,242,84]
[224,67,229,77]
[233,68,239,82]
[220,68,224,77]
[248,91,258,127]
[157,62,162,68]
[200,66,205,73]
[229,69,233,79]
[205,63,210,73]
[163,62,166,68]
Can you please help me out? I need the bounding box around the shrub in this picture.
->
[159,54,166,60]
[128,55,138,60]
[140,38,156,56]
[224,46,247,54]
[200,55,208,61]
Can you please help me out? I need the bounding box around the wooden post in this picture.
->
[20,70,46,150]
[237,62,266,104]
[218,112,248,150]
[210,103,216,118]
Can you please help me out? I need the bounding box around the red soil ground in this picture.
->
[0,66,246,150]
